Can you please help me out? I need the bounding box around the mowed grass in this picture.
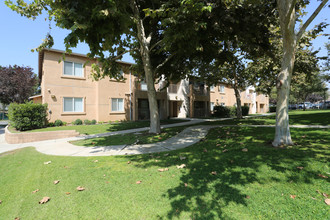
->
[202,109,330,126]
[9,119,189,135]
[0,127,329,219]
[70,126,186,147]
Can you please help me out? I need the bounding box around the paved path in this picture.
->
[1,114,328,157]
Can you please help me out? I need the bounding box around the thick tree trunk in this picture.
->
[131,0,160,133]
[233,86,243,119]
[273,0,296,147]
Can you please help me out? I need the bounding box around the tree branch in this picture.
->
[112,48,137,60]
[296,0,329,40]
[150,40,162,52]
[155,53,176,73]
[284,0,297,28]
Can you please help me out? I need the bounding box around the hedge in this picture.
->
[213,105,249,118]
[8,102,48,131]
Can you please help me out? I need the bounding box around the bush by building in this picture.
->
[73,119,83,125]
[8,102,48,131]
[213,105,249,118]
[54,119,63,127]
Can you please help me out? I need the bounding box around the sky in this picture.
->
[0,1,329,76]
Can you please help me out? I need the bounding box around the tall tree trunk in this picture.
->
[273,0,296,147]
[233,86,242,119]
[131,0,160,133]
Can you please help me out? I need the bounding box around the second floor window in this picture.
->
[64,61,83,77]
[63,97,84,112]
[140,81,147,91]
[210,85,215,92]
[219,85,225,93]
[111,98,124,112]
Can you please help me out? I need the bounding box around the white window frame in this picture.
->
[210,85,215,92]
[111,98,124,112]
[63,61,84,77]
[140,81,148,91]
[210,102,215,111]
[63,97,84,112]
[219,85,225,93]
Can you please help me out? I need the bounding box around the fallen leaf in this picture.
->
[301,135,306,138]
[93,160,98,163]
[203,148,208,152]
[127,161,131,164]
[155,160,159,162]
[176,164,186,169]
[91,142,96,145]
[15,218,20,220]
[53,180,60,185]
[211,171,217,175]
[156,156,161,159]
[216,144,221,147]
[164,153,169,156]
[230,160,234,163]
[76,186,85,191]
[39,197,50,204]
[136,180,142,184]
[290,195,296,199]
[316,190,321,194]
[64,166,69,169]
[222,149,228,153]
[296,166,304,170]
[65,192,71,195]
[158,137,162,140]
[158,168,169,172]
[325,199,330,205]
[184,183,188,187]
[32,189,39,194]
[242,148,248,152]
[318,174,328,179]
[246,195,250,199]
[240,142,244,145]
[180,156,186,160]
[0,200,2,204]
[322,193,329,198]
[43,161,51,165]
[226,131,230,135]
[311,197,317,200]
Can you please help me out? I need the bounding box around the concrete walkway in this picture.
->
[1,114,328,157]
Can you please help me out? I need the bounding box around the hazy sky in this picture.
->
[0,1,329,75]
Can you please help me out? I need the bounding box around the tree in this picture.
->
[0,65,38,106]
[7,0,202,133]
[273,0,329,147]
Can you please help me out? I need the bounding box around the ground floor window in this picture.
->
[63,97,84,112]
[111,98,124,112]
[210,102,214,111]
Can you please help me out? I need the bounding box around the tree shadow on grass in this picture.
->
[127,126,329,219]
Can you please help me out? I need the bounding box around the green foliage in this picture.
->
[47,122,55,127]
[269,106,277,112]
[8,102,47,131]
[73,119,83,125]
[213,105,249,118]
[84,119,92,125]
[91,119,97,125]
[213,105,231,118]
[54,119,63,127]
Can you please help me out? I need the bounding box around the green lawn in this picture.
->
[9,119,189,135]
[70,126,186,147]
[202,109,330,126]
[0,126,329,219]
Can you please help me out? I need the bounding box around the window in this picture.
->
[140,81,147,91]
[210,102,215,111]
[219,85,225,93]
[210,85,215,92]
[63,97,83,112]
[220,103,225,106]
[111,98,124,112]
[64,61,83,77]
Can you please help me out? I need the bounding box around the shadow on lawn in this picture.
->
[129,126,329,219]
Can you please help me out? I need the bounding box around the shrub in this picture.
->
[213,105,231,118]
[228,106,237,117]
[63,122,67,126]
[84,119,92,125]
[98,121,103,124]
[91,119,97,125]
[54,119,63,127]
[73,119,83,125]
[108,120,112,124]
[241,106,250,116]
[48,122,55,127]
[8,102,48,131]
[269,106,276,112]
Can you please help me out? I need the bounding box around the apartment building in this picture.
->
[32,49,267,122]
[210,84,269,114]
